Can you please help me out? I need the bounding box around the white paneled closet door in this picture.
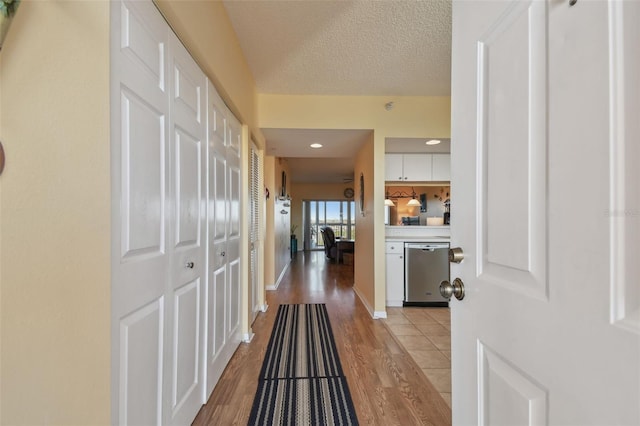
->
[205,86,228,397]
[166,31,207,426]
[112,1,214,424]
[110,1,170,424]
[226,116,242,342]
[113,1,245,421]
[204,84,242,399]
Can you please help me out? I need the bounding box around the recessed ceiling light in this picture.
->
[310,143,323,149]
[426,139,441,145]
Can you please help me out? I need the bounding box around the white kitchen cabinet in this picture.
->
[385,153,404,181]
[403,154,431,181]
[385,153,431,182]
[385,242,405,307]
[431,153,451,181]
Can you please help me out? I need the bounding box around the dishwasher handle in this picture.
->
[404,243,449,251]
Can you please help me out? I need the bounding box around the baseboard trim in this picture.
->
[352,285,387,319]
[352,285,370,316]
[267,262,290,291]
[373,310,388,319]
[242,332,255,343]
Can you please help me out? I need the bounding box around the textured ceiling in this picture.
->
[223,1,452,182]
[223,0,452,96]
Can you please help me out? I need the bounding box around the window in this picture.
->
[303,200,356,250]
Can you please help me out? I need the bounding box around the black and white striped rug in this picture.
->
[248,304,359,425]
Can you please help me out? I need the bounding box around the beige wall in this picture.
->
[263,156,275,285]
[259,95,451,136]
[353,135,376,305]
[264,157,291,287]
[258,94,451,314]
[0,1,111,424]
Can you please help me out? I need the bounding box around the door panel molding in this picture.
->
[120,1,165,90]
[174,130,202,249]
[608,0,640,334]
[171,279,201,414]
[120,88,166,260]
[478,341,548,426]
[173,65,202,124]
[476,0,548,300]
[118,297,165,426]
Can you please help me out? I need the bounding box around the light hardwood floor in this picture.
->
[193,251,452,425]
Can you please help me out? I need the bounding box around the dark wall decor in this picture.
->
[280,171,287,198]
[359,172,365,216]
[0,141,5,176]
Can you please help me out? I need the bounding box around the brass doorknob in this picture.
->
[440,278,465,301]
[449,247,464,263]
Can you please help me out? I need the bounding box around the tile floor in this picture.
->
[382,306,452,407]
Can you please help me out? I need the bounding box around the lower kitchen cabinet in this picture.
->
[385,242,405,307]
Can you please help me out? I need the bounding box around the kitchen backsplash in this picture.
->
[386,185,450,226]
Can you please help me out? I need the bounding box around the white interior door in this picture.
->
[226,116,242,343]
[205,86,228,397]
[166,31,207,425]
[204,85,242,398]
[450,1,640,425]
[111,1,169,424]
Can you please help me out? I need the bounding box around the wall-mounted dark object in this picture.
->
[420,193,427,213]
[359,173,365,216]
[0,140,5,175]
[281,171,287,198]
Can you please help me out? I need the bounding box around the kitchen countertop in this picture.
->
[385,225,450,241]
[386,235,450,242]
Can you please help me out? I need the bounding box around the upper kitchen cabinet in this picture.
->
[385,153,431,181]
[431,153,450,181]
[385,153,450,182]
[385,153,404,181]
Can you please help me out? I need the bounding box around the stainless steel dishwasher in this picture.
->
[404,242,450,306]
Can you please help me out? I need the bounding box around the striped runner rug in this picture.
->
[248,304,359,425]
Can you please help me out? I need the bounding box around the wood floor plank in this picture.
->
[192,251,451,425]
